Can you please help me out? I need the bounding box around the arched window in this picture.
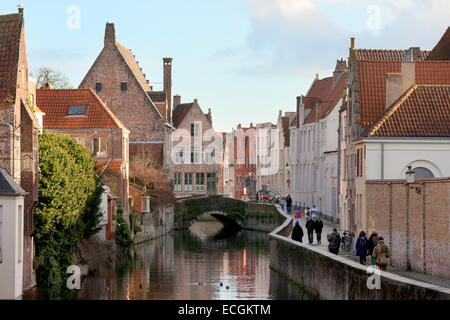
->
[413,167,434,179]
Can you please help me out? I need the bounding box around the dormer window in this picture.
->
[121,82,127,91]
[96,83,102,92]
[67,105,87,116]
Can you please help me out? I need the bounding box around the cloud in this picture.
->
[220,0,449,79]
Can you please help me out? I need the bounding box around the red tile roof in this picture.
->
[304,73,347,124]
[172,103,194,128]
[36,88,127,130]
[0,12,23,108]
[95,160,122,174]
[353,49,430,61]
[129,142,163,166]
[357,60,450,128]
[426,27,450,61]
[306,76,334,100]
[362,85,450,137]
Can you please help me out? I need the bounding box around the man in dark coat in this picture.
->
[305,216,314,244]
[286,194,293,214]
[314,216,324,244]
[327,228,341,255]
[291,221,304,243]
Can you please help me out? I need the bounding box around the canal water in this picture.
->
[27,221,313,300]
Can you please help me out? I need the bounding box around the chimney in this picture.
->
[173,95,181,108]
[404,47,421,62]
[104,23,116,48]
[385,62,416,109]
[42,82,53,89]
[349,37,357,60]
[163,58,173,122]
[18,6,24,15]
[238,123,242,129]
[194,98,198,104]
[296,96,302,128]
[315,99,321,123]
[207,108,212,124]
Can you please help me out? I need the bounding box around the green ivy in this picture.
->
[115,205,132,252]
[33,131,102,299]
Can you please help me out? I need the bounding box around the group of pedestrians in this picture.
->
[290,203,323,245]
[355,231,391,270]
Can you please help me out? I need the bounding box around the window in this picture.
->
[67,105,87,116]
[191,123,200,137]
[196,173,205,192]
[121,82,127,91]
[96,83,102,92]
[0,205,2,263]
[18,205,22,263]
[142,197,150,213]
[92,137,107,157]
[175,148,184,164]
[205,148,215,165]
[184,173,193,192]
[191,148,200,164]
[174,173,182,192]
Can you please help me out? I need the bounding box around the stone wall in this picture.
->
[365,178,449,278]
[269,207,450,300]
[173,196,282,232]
[133,203,174,244]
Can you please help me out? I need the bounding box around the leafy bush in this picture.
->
[115,205,132,252]
[33,131,102,299]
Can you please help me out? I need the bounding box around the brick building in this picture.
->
[171,98,221,196]
[339,29,450,233]
[79,23,174,171]
[0,8,39,293]
[36,86,130,231]
[233,123,257,200]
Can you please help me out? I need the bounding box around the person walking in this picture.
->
[327,228,341,255]
[306,216,315,244]
[372,237,391,271]
[311,205,318,221]
[286,194,293,215]
[313,216,323,244]
[280,197,285,212]
[294,206,302,225]
[355,231,368,265]
[367,231,379,265]
[305,207,311,219]
[291,221,304,243]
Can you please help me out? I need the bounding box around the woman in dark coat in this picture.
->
[355,231,368,265]
[291,221,304,243]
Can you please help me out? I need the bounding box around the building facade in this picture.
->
[171,98,221,196]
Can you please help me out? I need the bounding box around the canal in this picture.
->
[70,220,311,300]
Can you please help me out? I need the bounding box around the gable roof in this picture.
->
[115,42,152,92]
[362,85,450,137]
[36,88,128,130]
[304,73,347,124]
[353,49,430,61]
[426,27,450,61]
[0,167,28,196]
[306,76,334,100]
[172,103,194,128]
[0,11,23,108]
[357,60,450,128]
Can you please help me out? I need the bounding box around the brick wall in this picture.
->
[366,179,449,278]
[79,46,165,143]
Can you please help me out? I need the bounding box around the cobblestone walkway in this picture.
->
[282,207,450,289]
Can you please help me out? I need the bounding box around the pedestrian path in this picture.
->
[283,207,450,289]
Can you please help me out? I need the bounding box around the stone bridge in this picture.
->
[173,195,282,232]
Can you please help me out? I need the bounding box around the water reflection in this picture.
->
[31,221,312,300]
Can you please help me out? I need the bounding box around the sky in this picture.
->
[2,0,448,132]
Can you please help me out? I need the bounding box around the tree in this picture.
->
[129,152,175,211]
[31,67,73,89]
[34,131,102,299]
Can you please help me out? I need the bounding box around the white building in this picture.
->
[290,60,347,221]
[0,168,26,300]
[221,132,235,198]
